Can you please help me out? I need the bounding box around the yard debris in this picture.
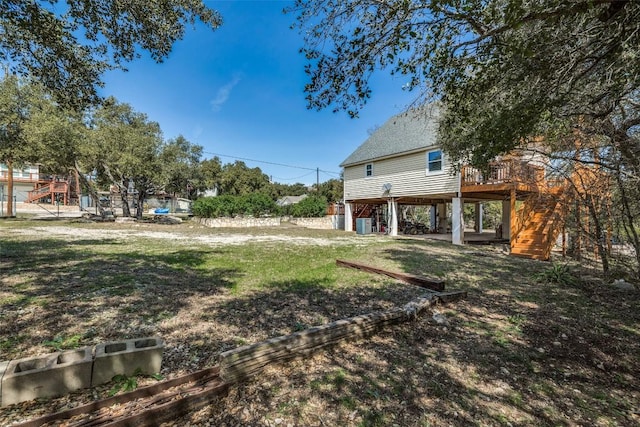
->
[336,259,445,291]
[612,279,636,291]
[12,368,228,427]
[115,217,136,223]
[156,215,183,225]
[431,310,449,326]
[219,293,453,383]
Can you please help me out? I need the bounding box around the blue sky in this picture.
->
[100,0,416,186]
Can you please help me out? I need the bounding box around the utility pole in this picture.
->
[316,167,319,191]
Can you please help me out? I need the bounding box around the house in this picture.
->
[0,163,79,206]
[276,194,308,207]
[340,105,582,260]
[0,163,40,203]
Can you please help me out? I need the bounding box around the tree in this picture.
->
[86,97,163,218]
[1,74,95,216]
[1,0,222,110]
[272,182,308,199]
[316,178,343,203]
[219,161,271,196]
[289,0,639,168]
[0,75,46,216]
[25,98,86,177]
[159,135,203,199]
[199,156,223,197]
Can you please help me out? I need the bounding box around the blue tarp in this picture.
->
[154,208,169,214]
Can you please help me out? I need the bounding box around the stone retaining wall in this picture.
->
[194,216,281,228]
[289,216,333,230]
[195,215,345,230]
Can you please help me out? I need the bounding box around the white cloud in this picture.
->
[210,75,242,112]
[192,125,203,139]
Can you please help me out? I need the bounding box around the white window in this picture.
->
[365,163,373,177]
[427,150,443,174]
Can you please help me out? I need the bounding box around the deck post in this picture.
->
[389,198,398,236]
[501,200,511,239]
[344,202,353,232]
[430,204,437,232]
[452,197,464,245]
[437,203,447,233]
[509,188,517,248]
[474,202,483,233]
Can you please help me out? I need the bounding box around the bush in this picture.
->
[243,193,279,217]
[534,263,576,286]
[192,194,279,218]
[192,195,241,217]
[291,196,327,218]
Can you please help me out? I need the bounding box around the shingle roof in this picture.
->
[276,194,308,206]
[340,104,440,167]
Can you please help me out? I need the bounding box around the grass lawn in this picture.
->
[0,218,639,426]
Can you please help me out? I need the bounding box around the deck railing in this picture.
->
[461,160,545,187]
[27,182,70,203]
[0,171,40,182]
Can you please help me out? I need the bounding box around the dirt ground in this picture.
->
[1,221,639,427]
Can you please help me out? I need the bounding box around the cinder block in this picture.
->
[0,360,9,404]
[1,347,93,407]
[91,336,164,386]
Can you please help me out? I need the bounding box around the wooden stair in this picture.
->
[26,181,70,204]
[511,189,567,261]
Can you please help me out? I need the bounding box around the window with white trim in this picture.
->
[427,149,443,173]
[365,163,373,177]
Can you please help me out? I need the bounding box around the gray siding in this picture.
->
[343,150,459,201]
[3,183,34,202]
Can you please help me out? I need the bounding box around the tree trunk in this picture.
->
[120,179,131,217]
[136,190,145,219]
[101,163,130,217]
[585,194,609,277]
[616,174,640,282]
[6,159,14,217]
[74,162,105,216]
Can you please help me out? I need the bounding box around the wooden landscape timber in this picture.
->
[219,291,466,383]
[14,291,467,426]
[13,368,228,427]
[336,259,446,291]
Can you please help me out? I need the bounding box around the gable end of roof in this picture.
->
[340,104,440,167]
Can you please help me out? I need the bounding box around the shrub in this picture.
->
[534,263,576,286]
[291,195,327,218]
[243,193,279,217]
[192,196,238,217]
[192,194,279,218]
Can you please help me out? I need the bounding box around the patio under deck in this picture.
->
[396,231,506,244]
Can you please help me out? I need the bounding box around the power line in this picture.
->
[202,150,341,176]
[320,170,342,177]
[271,171,316,182]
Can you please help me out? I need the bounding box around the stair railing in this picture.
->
[26,184,52,202]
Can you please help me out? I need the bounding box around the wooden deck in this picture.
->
[460,160,548,199]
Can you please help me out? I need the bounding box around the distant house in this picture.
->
[201,186,219,198]
[276,194,308,207]
[0,163,79,205]
[340,104,581,260]
[0,163,40,202]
